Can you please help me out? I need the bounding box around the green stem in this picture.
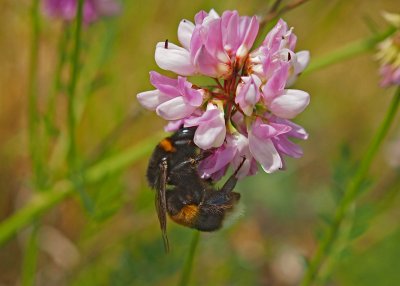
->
[0,132,163,246]
[49,21,116,173]
[301,87,400,286]
[67,0,84,168]
[23,2,42,283]
[27,0,42,188]
[46,24,71,133]
[179,231,200,286]
[21,222,40,286]
[65,0,90,212]
[303,28,395,75]
[374,174,400,215]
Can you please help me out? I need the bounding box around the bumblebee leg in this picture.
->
[170,151,212,174]
[155,159,170,252]
[220,157,246,193]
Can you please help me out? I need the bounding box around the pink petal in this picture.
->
[156,96,196,120]
[189,27,203,60]
[231,112,247,135]
[235,75,261,116]
[246,75,262,104]
[136,90,171,110]
[295,50,310,74]
[229,133,257,179]
[262,19,288,52]
[194,118,226,149]
[149,71,180,96]
[83,1,99,24]
[208,9,220,18]
[198,144,236,178]
[194,10,208,25]
[164,119,184,132]
[287,30,297,51]
[177,77,203,106]
[269,89,310,119]
[194,45,226,78]
[236,16,259,59]
[155,42,196,76]
[273,117,309,140]
[95,0,121,17]
[273,136,303,158]
[205,18,229,63]
[262,62,289,101]
[252,118,291,139]
[178,19,195,50]
[221,11,239,53]
[249,134,282,173]
[186,104,226,149]
[235,85,251,116]
[203,9,220,25]
[184,108,220,126]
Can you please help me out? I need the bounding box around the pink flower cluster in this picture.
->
[376,12,400,87]
[137,9,310,180]
[42,0,121,24]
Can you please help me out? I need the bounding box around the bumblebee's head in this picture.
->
[169,126,197,142]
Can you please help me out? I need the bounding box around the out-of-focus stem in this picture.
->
[21,222,39,286]
[24,0,41,283]
[0,132,163,246]
[178,231,200,286]
[301,87,400,286]
[67,0,84,168]
[259,0,312,31]
[269,0,284,14]
[65,0,90,211]
[28,0,42,188]
[303,28,396,75]
[49,19,116,173]
[46,24,71,131]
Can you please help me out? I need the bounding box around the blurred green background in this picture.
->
[1,0,400,285]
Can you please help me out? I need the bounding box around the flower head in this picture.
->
[137,9,310,180]
[376,12,400,87]
[42,0,121,24]
[155,9,259,79]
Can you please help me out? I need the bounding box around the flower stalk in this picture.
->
[259,0,312,30]
[46,24,72,132]
[304,27,396,75]
[301,87,400,286]
[67,0,84,169]
[28,0,43,188]
[178,231,201,286]
[24,0,41,283]
[21,222,40,286]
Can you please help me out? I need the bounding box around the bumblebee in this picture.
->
[147,127,244,251]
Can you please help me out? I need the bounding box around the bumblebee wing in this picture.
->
[155,159,170,252]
